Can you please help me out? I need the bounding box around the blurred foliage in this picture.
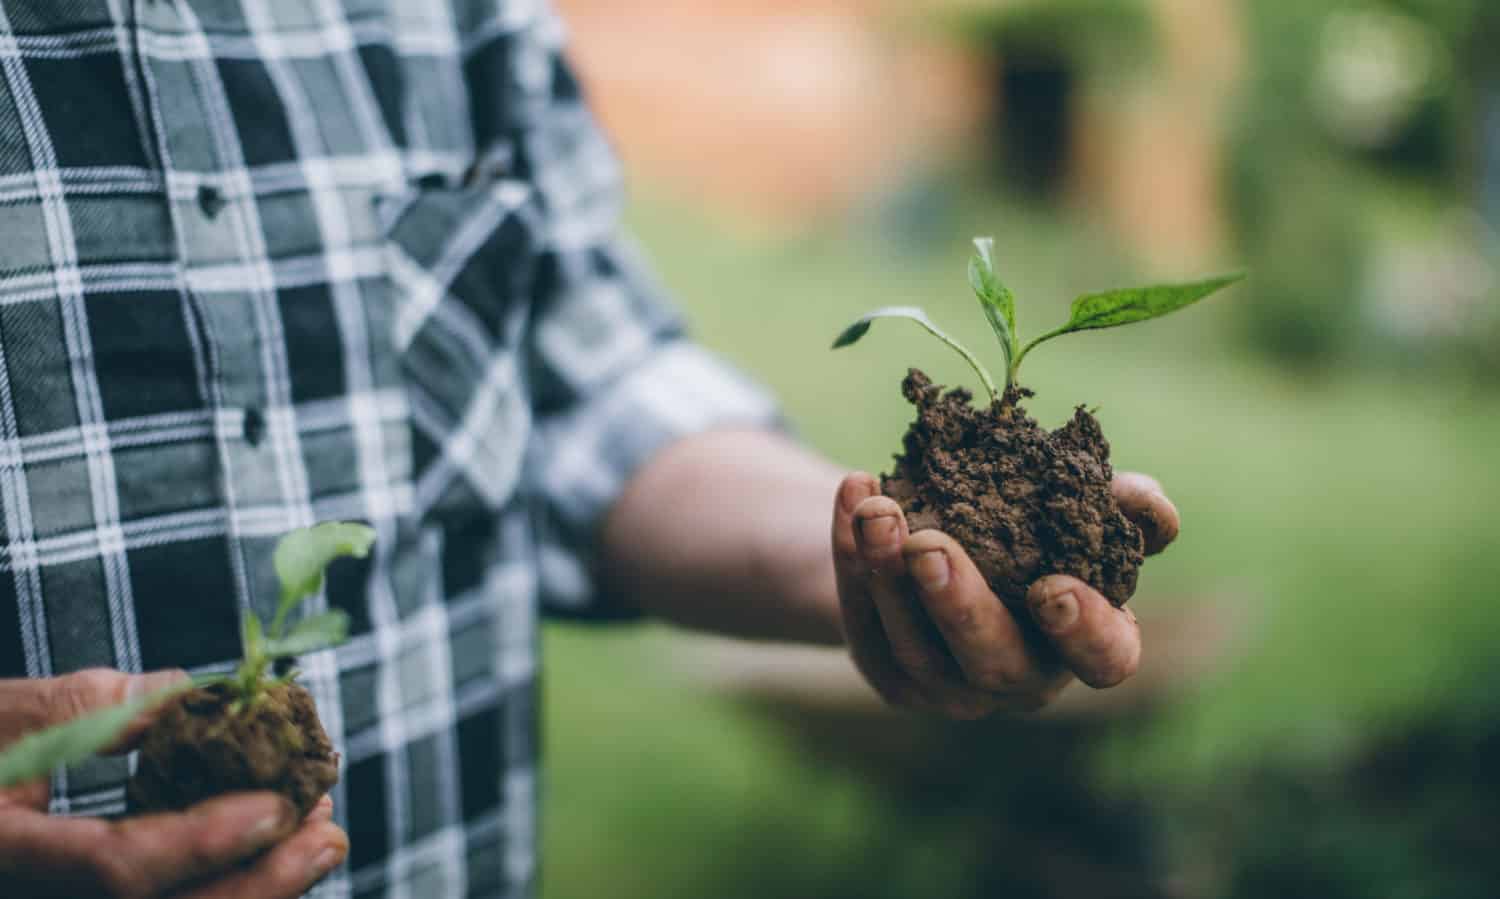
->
[1190,695,1500,899]
[942,0,1156,72]
[543,190,1500,897]
[1227,0,1500,369]
[938,0,1156,194]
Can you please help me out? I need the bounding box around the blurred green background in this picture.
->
[543,1,1500,896]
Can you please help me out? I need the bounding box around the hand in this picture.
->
[831,471,1180,718]
[0,669,348,898]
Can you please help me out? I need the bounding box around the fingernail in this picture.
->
[1033,589,1078,634]
[910,550,949,591]
[839,477,874,515]
[858,514,899,549]
[310,844,345,880]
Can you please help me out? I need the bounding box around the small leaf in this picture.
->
[271,522,376,637]
[1059,274,1244,335]
[263,610,350,660]
[829,306,1000,404]
[0,683,190,788]
[831,306,936,350]
[831,319,872,349]
[967,237,1017,365]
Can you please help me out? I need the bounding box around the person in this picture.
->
[0,0,1176,896]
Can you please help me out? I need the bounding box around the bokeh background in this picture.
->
[541,1,1500,897]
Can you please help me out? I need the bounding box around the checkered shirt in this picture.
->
[0,1,776,896]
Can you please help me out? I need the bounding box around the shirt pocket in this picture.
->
[377,176,541,524]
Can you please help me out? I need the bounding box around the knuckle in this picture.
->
[970,660,1023,692]
[50,669,118,722]
[188,819,241,869]
[931,597,975,631]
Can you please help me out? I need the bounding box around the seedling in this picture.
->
[232,521,376,710]
[833,239,1240,613]
[0,521,374,792]
[834,237,1242,404]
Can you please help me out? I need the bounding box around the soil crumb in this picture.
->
[883,369,1144,609]
[129,680,339,819]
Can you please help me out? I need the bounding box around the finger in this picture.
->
[1027,575,1142,688]
[1,668,188,755]
[832,474,927,708]
[306,794,334,824]
[0,791,295,898]
[174,819,349,899]
[902,530,1061,695]
[854,498,999,717]
[0,779,49,812]
[831,472,878,581]
[1112,472,1179,555]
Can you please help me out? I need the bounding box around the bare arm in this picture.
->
[599,429,847,646]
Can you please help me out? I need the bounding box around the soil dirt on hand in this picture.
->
[882,369,1144,610]
[128,680,339,819]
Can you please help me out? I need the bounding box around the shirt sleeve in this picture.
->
[461,3,782,619]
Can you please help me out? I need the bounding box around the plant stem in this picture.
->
[1007,327,1069,389]
[913,318,1000,405]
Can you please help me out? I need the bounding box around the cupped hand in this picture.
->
[831,471,1179,718]
[0,669,347,898]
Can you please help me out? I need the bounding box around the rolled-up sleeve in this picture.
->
[465,5,780,617]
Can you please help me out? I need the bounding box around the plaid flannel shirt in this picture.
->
[0,1,776,896]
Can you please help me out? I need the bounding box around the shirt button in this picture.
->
[198,184,226,219]
[243,407,266,447]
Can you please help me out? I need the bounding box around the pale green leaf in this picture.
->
[263,610,350,660]
[1012,274,1243,373]
[270,522,376,637]
[0,683,190,789]
[967,237,1017,366]
[1059,274,1243,334]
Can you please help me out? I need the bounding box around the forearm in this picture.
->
[598,429,846,646]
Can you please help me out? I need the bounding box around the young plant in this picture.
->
[0,521,375,789]
[833,237,1243,404]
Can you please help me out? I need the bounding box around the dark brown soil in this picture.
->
[882,369,1144,609]
[128,680,339,819]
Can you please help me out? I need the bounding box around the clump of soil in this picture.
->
[129,680,339,819]
[882,369,1144,609]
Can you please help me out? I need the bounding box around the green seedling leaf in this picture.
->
[1013,274,1243,374]
[270,522,376,638]
[0,682,191,789]
[1058,274,1243,333]
[967,237,1017,373]
[831,306,1000,404]
[263,610,350,660]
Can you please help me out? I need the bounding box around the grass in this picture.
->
[542,191,1500,897]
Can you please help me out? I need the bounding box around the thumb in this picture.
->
[0,669,187,810]
[42,668,189,751]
